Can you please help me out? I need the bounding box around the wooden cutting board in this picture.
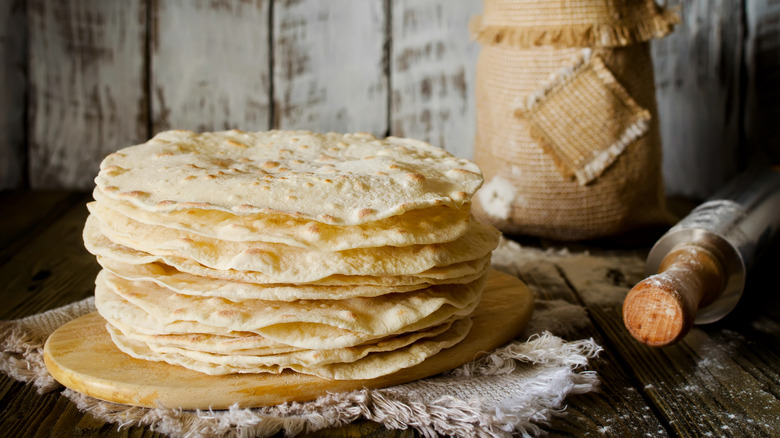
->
[43,270,533,409]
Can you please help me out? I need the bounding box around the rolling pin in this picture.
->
[623,167,780,347]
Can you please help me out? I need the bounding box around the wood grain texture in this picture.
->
[623,245,726,347]
[0,191,83,267]
[390,0,480,159]
[651,0,743,198]
[273,0,387,135]
[0,376,164,437]
[0,0,26,189]
[27,0,148,190]
[44,271,534,409]
[0,193,97,320]
[504,259,670,437]
[302,421,417,438]
[151,0,271,133]
[557,249,780,437]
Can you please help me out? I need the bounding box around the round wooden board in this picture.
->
[44,270,533,409]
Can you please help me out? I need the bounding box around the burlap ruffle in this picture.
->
[470,0,679,48]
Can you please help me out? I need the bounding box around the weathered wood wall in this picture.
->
[651,0,744,198]
[1,0,778,199]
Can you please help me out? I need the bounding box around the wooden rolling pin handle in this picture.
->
[623,245,726,347]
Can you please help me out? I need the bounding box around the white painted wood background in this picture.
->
[0,0,776,199]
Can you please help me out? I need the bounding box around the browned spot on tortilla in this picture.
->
[453,191,468,201]
[451,168,479,176]
[226,139,248,148]
[358,208,376,218]
[118,191,149,199]
[406,173,425,183]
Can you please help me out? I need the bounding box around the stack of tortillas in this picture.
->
[83,129,500,380]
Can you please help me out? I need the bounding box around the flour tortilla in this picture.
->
[98,256,427,301]
[97,256,489,302]
[95,270,486,349]
[98,269,484,335]
[107,316,460,368]
[95,130,483,225]
[86,211,500,283]
[88,206,500,282]
[93,188,472,251]
[85,220,493,287]
[107,317,472,379]
[107,317,304,355]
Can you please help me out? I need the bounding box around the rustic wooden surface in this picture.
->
[2,191,779,437]
[4,0,780,196]
[151,0,272,133]
[27,0,149,190]
[389,0,480,160]
[651,0,744,199]
[0,0,26,189]
[273,0,388,135]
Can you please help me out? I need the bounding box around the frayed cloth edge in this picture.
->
[470,9,680,48]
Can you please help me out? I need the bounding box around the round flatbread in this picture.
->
[84,220,493,287]
[95,130,483,225]
[93,188,472,251]
[95,270,486,349]
[86,209,500,283]
[107,317,472,379]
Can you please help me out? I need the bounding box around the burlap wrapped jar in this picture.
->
[471,0,679,241]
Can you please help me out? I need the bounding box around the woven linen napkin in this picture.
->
[1,243,600,438]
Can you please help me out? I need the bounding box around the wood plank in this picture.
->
[0,193,97,320]
[303,421,416,438]
[390,0,480,159]
[513,259,670,437]
[745,0,780,165]
[0,379,69,436]
[0,377,163,437]
[557,250,780,437]
[651,0,744,198]
[27,0,148,190]
[0,0,27,189]
[273,0,387,135]
[151,0,271,134]
[0,191,84,266]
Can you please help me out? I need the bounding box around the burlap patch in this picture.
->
[521,53,651,185]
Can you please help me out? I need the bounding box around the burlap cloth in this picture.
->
[0,241,601,438]
[471,0,678,241]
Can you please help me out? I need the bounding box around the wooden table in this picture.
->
[1,191,779,437]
